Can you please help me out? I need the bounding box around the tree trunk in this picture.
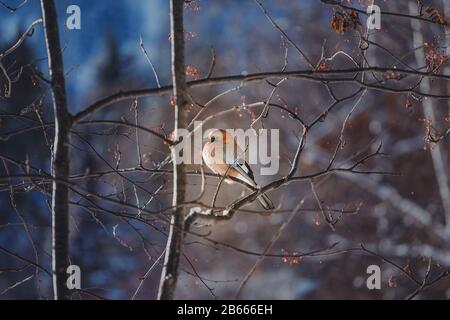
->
[157,0,188,300]
[40,0,72,300]
[409,2,450,228]
[444,0,450,115]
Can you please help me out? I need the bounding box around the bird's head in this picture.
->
[204,129,230,144]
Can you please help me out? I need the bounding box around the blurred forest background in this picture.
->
[1,0,450,299]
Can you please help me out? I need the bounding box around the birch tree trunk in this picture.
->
[157,0,188,300]
[444,0,450,115]
[41,0,72,300]
[408,2,450,228]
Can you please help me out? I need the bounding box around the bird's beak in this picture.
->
[202,137,209,143]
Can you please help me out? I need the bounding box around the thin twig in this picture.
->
[139,35,161,88]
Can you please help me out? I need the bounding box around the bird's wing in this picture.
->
[224,154,257,187]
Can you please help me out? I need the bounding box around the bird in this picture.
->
[202,128,274,210]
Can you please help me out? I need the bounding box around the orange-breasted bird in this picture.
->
[202,129,274,210]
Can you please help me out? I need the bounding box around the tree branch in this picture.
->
[72,66,450,123]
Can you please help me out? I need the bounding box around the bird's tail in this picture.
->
[257,192,274,210]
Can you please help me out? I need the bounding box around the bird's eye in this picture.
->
[210,136,216,142]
